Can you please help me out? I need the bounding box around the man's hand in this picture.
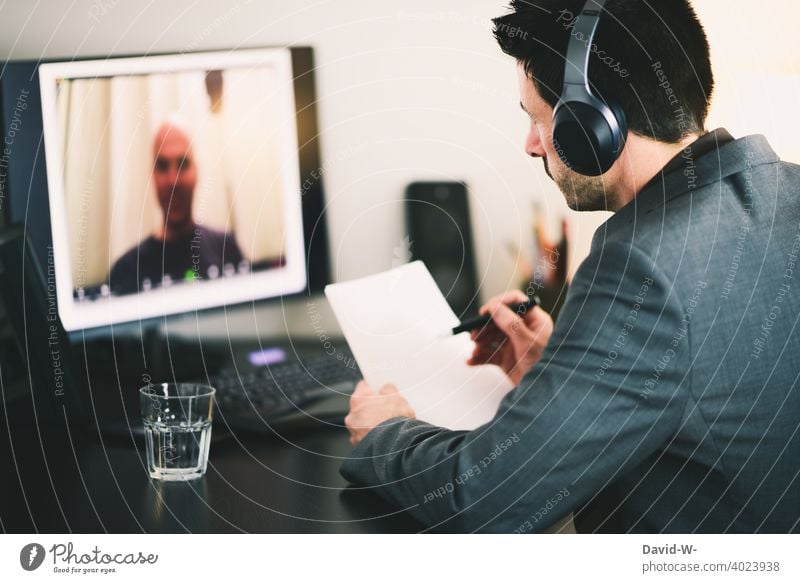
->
[467,290,554,386]
[344,381,415,446]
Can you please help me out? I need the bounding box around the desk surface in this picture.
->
[0,334,425,533]
[0,419,423,534]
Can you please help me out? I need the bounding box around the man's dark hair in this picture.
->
[493,0,714,143]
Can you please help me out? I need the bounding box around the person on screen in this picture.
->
[109,119,244,294]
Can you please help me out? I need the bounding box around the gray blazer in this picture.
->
[341,129,800,533]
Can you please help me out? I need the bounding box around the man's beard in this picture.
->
[542,156,552,179]
[547,158,616,212]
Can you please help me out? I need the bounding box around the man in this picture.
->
[340,0,800,533]
[109,119,243,294]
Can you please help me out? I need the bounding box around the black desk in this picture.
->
[0,329,423,533]
[0,418,423,533]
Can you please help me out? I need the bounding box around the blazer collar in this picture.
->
[608,128,780,228]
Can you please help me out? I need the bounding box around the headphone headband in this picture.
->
[563,0,607,88]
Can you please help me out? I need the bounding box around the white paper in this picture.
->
[325,261,513,430]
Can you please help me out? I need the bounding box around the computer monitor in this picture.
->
[34,47,328,332]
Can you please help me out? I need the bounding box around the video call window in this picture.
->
[40,50,307,330]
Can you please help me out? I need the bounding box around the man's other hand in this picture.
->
[345,381,415,446]
[467,290,554,386]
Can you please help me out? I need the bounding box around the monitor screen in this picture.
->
[39,48,309,331]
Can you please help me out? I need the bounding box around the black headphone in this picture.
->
[552,0,627,176]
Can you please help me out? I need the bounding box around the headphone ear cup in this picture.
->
[552,100,621,176]
[606,98,628,146]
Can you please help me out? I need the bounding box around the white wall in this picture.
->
[693,1,800,163]
[2,0,798,339]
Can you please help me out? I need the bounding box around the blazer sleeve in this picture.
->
[340,240,690,532]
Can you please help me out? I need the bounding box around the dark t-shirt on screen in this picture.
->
[109,226,244,294]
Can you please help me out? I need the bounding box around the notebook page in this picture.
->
[325,261,513,430]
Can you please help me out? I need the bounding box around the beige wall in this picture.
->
[696,0,800,163]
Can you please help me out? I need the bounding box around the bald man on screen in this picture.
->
[109,120,244,294]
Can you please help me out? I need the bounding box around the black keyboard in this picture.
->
[211,351,362,429]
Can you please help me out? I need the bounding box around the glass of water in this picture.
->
[139,383,215,481]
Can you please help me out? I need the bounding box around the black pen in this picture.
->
[451,296,541,335]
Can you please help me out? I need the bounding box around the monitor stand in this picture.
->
[70,322,239,445]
